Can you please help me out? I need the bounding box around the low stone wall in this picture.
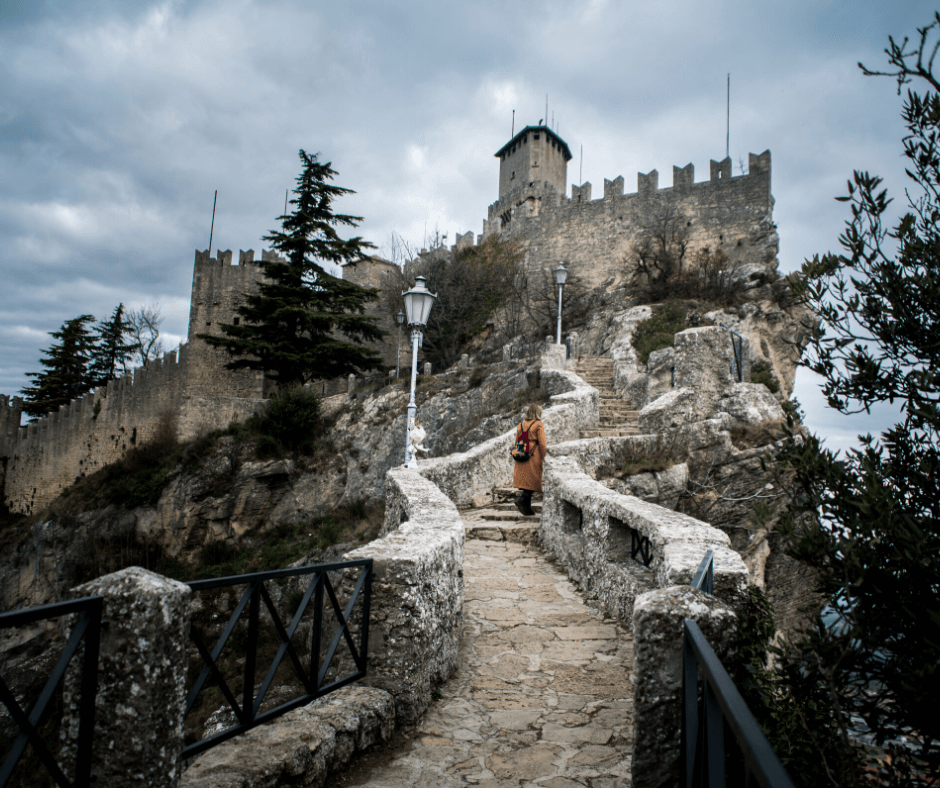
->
[182,686,396,788]
[344,467,465,725]
[419,368,598,507]
[540,451,748,619]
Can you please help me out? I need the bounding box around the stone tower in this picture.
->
[495,125,572,201]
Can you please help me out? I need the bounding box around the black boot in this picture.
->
[514,494,527,516]
[520,490,535,517]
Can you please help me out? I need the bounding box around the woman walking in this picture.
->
[512,404,547,516]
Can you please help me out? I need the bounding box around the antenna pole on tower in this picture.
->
[512,109,515,137]
[284,189,289,217]
[208,190,218,257]
[580,145,583,185]
[726,73,730,159]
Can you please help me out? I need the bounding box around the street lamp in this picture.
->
[554,263,568,345]
[402,276,437,468]
[395,309,405,378]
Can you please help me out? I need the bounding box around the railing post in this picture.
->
[61,567,191,788]
[632,586,737,788]
[682,631,699,788]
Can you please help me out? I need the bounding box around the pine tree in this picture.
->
[21,315,97,418]
[200,150,385,387]
[89,303,135,386]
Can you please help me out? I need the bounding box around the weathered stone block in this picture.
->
[716,382,785,426]
[182,686,395,788]
[632,586,737,788]
[61,567,191,788]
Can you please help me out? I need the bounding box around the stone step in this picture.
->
[481,511,539,522]
[581,427,641,438]
[492,501,542,513]
[465,521,539,545]
[492,486,545,502]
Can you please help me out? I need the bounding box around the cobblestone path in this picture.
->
[345,503,634,788]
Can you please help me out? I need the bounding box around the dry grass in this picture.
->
[728,420,788,450]
[616,434,681,478]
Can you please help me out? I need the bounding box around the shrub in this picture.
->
[750,362,780,394]
[256,386,324,455]
[631,303,688,365]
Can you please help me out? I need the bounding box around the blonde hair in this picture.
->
[525,403,543,421]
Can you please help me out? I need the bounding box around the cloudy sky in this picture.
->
[1,0,934,452]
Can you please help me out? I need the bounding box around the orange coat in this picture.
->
[511,419,547,492]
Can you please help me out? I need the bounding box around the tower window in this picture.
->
[534,133,540,140]
[233,317,240,325]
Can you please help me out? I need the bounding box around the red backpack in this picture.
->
[511,420,534,463]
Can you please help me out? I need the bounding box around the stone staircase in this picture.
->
[463,485,541,544]
[576,356,640,438]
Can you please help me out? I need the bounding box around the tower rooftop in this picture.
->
[495,125,572,162]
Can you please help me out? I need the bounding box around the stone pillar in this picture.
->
[631,586,737,788]
[502,344,511,362]
[347,374,356,393]
[459,354,469,370]
[423,362,432,376]
[62,567,191,788]
[540,344,566,370]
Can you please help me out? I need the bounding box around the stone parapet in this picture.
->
[540,452,748,618]
[343,467,464,725]
[419,368,598,507]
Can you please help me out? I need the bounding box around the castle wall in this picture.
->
[185,249,266,399]
[340,256,402,369]
[485,151,776,290]
[2,249,278,515]
[3,350,189,514]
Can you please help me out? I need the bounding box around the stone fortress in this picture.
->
[0,123,780,516]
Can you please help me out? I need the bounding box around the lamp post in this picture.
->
[554,263,568,345]
[402,276,437,468]
[395,309,405,378]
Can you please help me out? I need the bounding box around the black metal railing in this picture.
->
[690,550,714,594]
[183,558,373,759]
[682,551,795,788]
[719,323,744,383]
[632,529,653,568]
[682,621,795,788]
[0,596,103,788]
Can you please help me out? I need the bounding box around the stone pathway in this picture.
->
[343,502,634,788]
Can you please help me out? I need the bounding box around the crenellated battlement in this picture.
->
[474,151,776,290]
[485,151,771,220]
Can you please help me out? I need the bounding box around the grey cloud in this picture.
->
[0,0,933,448]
